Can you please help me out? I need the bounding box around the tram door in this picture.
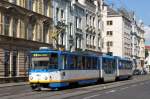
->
[102,57,117,81]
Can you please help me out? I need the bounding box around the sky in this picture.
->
[106,0,150,45]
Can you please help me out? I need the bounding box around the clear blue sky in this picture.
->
[106,0,150,25]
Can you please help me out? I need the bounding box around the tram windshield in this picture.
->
[31,53,58,69]
[32,61,49,69]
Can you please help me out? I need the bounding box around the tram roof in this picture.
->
[102,55,114,59]
[114,56,132,61]
[31,50,99,57]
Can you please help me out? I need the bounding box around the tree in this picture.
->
[145,49,149,58]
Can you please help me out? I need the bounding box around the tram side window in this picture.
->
[119,61,123,69]
[125,61,132,69]
[93,57,97,69]
[82,56,86,69]
[119,60,127,70]
[77,56,83,69]
[62,55,67,69]
[103,58,115,74]
[102,59,108,72]
[67,55,74,69]
[86,57,91,69]
[49,53,58,69]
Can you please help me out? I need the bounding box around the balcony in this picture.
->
[76,28,82,33]
[55,20,67,29]
[85,25,89,31]
[85,0,96,9]
[68,35,74,45]
[92,27,96,34]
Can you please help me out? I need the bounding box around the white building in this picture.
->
[145,46,150,73]
[52,0,104,52]
[102,6,132,59]
[131,17,145,69]
[52,0,72,50]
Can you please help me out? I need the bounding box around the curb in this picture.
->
[0,82,29,88]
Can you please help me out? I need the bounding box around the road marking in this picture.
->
[83,89,117,99]
[103,86,106,89]
[120,87,129,90]
[139,83,145,85]
[83,94,102,99]
[131,84,137,87]
[145,82,150,84]
[105,90,116,94]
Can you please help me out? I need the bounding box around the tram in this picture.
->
[29,48,133,90]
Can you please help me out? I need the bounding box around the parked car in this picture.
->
[141,69,147,75]
[133,69,142,75]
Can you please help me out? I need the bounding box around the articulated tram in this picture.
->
[29,48,133,90]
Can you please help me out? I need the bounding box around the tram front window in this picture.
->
[32,61,49,69]
[31,53,58,69]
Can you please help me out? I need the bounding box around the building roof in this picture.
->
[107,7,120,16]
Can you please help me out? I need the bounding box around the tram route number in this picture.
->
[32,54,49,57]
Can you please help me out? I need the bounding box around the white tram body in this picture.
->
[29,49,133,90]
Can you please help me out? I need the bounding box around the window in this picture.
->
[79,18,82,29]
[107,41,113,46]
[43,24,49,43]
[102,58,115,74]
[86,34,88,45]
[90,16,92,26]
[107,21,113,25]
[9,0,16,4]
[107,31,113,36]
[4,15,10,36]
[56,8,59,20]
[61,10,64,20]
[93,36,95,46]
[32,53,58,69]
[76,17,78,29]
[98,20,101,29]
[70,23,73,36]
[28,0,33,10]
[4,50,10,77]
[86,14,88,25]
[44,0,48,16]
[63,54,98,70]
[93,17,95,27]
[76,17,82,29]
[13,18,18,37]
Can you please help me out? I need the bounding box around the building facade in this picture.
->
[102,5,145,68]
[145,46,150,73]
[131,14,145,69]
[52,0,103,52]
[0,0,104,82]
[102,6,132,59]
[0,0,53,82]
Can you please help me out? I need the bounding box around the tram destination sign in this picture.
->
[32,53,49,57]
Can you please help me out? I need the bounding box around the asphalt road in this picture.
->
[0,75,150,99]
[67,78,150,99]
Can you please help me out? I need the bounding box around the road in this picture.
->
[0,75,150,99]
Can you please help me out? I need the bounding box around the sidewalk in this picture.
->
[0,82,28,88]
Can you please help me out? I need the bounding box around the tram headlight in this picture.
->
[29,76,33,80]
[49,76,52,80]
[45,76,48,80]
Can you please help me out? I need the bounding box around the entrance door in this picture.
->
[12,51,17,77]
[102,57,117,82]
[4,50,10,77]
